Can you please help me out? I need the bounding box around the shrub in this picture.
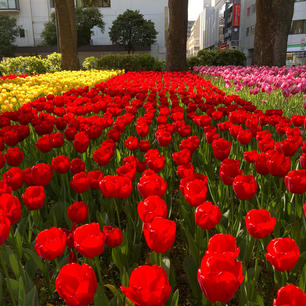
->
[0,15,19,60]
[82,54,164,71]
[197,50,215,66]
[187,56,201,68]
[0,53,62,75]
[214,49,246,66]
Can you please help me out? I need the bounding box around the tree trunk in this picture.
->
[166,0,188,71]
[54,0,80,70]
[253,0,294,67]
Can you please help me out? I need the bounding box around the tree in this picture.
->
[42,7,104,47]
[109,10,158,54]
[75,7,105,46]
[253,0,295,67]
[0,15,19,60]
[41,13,57,46]
[53,0,79,70]
[166,0,188,71]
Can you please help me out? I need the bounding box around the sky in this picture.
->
[188,0,215,21]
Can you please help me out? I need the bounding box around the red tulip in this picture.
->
[266,238,300,272]
[143,217,176,253]
[103,226,123,248]
[121,265,171,306]
[266,150,290,177]
[205,234,240,259]
[87,170,103,189]
[139,139,151,152]
[35,227,66,260]
[56,263,97,306]
[237,129,252,145]
[254,153,269,176]
[70,172,89,194]
[233,175,257,200]
[137,195,167,223]
[244,150,258,163]
[31,163,53,186]
[245,209,276,239]
[172,149,191,165]
[36,135,53,153]
[99,175,132,199]
[198,253,244,303]
[220,159,243,186]
[5,147,23,166]
[184,179,207,207]
[0,193,22,225]
[22,186,45,210]
[0,211,10,246]
[212,138,231,161]
[137,171,167,199]
[51,132,64,148]
[285,170,306,194]
[73,132,89,153]
[124,136,138,151]
[73,223,105,258]
[70,158,86,175]
[52,155,70,174]
[273,284,306,306]
[3,167,24,190]
[195,201,221,230]
[67,201,88,224]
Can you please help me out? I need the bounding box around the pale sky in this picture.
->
[188,0,215,21]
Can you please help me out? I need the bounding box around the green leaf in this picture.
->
[183,256,201,300]
[170,289,179,306]
[0,272,3,304]
[18,276,25,306]
[94,284,109,306]
[256,294,264,306]
[6,247,20,279]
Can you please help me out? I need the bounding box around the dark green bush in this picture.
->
[214,49,246,66]
[82,54,164,71]
[187,56,201,68]
[197,49,215,66]
[187,49,246,68]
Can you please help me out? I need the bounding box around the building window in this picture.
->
[247,7,250,16]
[246,27,249,36]
[19,28,25,38]
[251,4,256,14]
[79,0,110,7]
[290,20,306,34]
[0,0,19,9]
[50,0,54,8]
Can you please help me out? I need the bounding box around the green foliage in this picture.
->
[214,49,246,66]
[187,49,247,67]
[0,15,19,59]
[82,54,164,71]
[0,53,62,75]
[197,49,215,66]
[109,10,158,53]
[75,7,105,46]
[41,7,104,47]
[186,56,200,68]
[41,13,57,46]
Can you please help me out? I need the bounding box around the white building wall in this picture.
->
[0,0,167,59]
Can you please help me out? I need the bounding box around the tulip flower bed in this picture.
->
[1,70,306,306]
[194,65,306,117]
[0,70,122,112]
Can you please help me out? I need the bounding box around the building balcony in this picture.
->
[0,0,20,11]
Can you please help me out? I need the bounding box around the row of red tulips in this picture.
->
[0,71,306,305]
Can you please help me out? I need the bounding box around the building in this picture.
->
[214,0,226,46]
[223,0,241,49]
[239,0,256,64]
[204,0,212,8]
[239,0,306,65]
[187,20,195,40]
[0,0,168,60]
[187,18,200,57]
[187,4,219,56]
